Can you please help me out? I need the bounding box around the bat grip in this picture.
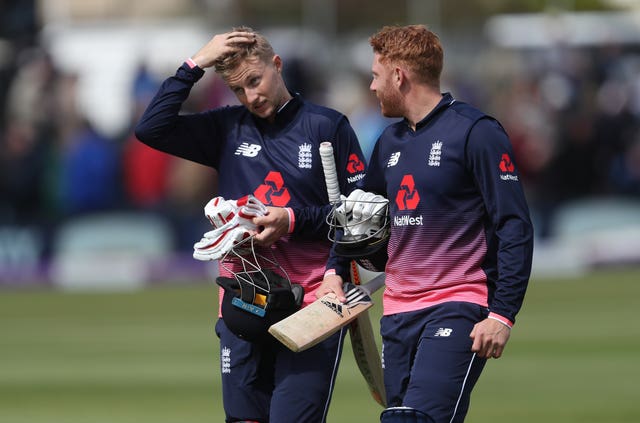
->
[319,142,341,203]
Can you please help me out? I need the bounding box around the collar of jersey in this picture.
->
[410,92,455,131]
[254,91,302,130]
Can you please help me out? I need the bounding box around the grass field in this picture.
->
[1,267,639,422]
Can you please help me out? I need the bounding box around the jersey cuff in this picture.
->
[488,313,513,328]
[324,269,337,277]
[285,207,295,233]
[185,58,199,69]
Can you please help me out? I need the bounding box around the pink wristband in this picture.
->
[285,208,295,233]
[488,312,513,328]
[185,58,198,69]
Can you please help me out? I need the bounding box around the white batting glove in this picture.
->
[335,189,388,240]
[236,195,268,221]
[194,195,268,261]
[204,196,238,228]
[193,225,252,261]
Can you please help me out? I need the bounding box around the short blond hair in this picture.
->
[214,26,275,79]
[369,24,443,87]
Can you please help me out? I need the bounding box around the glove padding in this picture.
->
[203,196,237,228]
[193,195,268,261]
[335,189,389,241]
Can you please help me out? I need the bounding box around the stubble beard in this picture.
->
[379,88,403,118]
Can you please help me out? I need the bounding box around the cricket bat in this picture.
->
[317,141,386,406]
[319,141,386,406]
[268,142,387,404]
[348,261,387,407]
[268,272,385,352]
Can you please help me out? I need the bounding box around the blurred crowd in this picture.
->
[482,43,640,237]
[1,26,640,268]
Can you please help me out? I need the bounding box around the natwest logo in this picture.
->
[346,154,365,174]
[254,171,291,206]
[395,174,420,210]
[499,153,519,181]
[499,153,515,172]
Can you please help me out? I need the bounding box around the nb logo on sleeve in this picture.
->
[434,328,453,337]
[235,143,262,157]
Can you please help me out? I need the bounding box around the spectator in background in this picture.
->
[122,64,173,210]
[609,133,640,196]
[59,118,120,216]
[123,63,218,251]
[1,47,60,224]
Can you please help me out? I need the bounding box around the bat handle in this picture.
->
[319,142,341,203]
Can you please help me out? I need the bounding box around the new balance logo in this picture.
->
[434,328,453,337]
[235,143,262,157]
[387,152,401,167]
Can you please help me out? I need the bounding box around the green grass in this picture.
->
[1,267,640,422]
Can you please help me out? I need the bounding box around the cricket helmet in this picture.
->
[217,236,303,342]
[327,189,390,272]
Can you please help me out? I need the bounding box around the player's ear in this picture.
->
[273,55,282,73]
[393,66,403,87]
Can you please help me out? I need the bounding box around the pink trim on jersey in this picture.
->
[382,222,489,316]
[383,277,488,316]
[185,58,198,69]
[285,207,295,233]
[488,313,513,328]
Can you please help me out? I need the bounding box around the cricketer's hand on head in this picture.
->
[191,30,257,69]
[252,207,290,247]
[470,318,511,359]
[314,273,346,303]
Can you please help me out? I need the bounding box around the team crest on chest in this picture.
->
[428,140,442,167]
[298,143,312,169]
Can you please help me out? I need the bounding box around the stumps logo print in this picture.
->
[396,174,420,210]
[254,171,291,206]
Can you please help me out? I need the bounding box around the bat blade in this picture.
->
[348,262,386,407]
[268,291,373,352]
[268,274,384,352]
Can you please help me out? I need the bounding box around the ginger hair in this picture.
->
[369,24,443,87]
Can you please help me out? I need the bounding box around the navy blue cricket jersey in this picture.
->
[135,63,366,306]
[362,93,533,325]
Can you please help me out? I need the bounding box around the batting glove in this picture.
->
[194,195,268,261]
[204,196,238,228]
[335,189,388,240]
